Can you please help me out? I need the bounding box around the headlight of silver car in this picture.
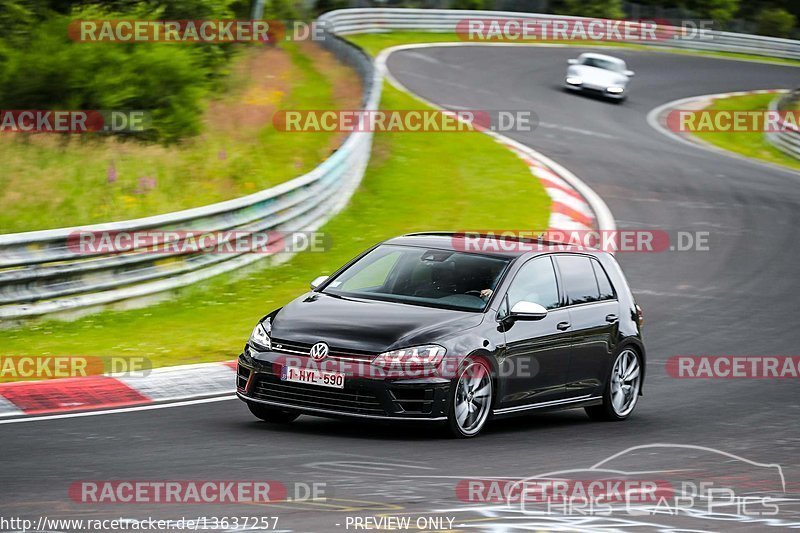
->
[249,319,272,351]
[566,76,583,85]
[606,86,625,94]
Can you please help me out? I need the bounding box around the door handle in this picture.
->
[605,314,618,323]
[556,321,571,331]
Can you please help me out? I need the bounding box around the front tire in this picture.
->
[247,402,300,424]
[585,348,641,421]
[447,357,493,438]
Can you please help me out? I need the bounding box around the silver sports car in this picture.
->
[564,53,634,101]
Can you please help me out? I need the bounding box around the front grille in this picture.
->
[249,367,385,416]
[270,338,375,362]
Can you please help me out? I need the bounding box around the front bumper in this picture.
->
[565,82,626,99]
[236,351,450,421]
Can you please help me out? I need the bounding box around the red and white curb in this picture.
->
[0,361,237,419]
[0,43,616,421]
[501,142,596,231]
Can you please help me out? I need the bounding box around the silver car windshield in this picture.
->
[581,57,624,73]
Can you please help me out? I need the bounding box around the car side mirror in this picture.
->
[509,301,548,321]
[624,70,635,77]
[310,275,328,290]
[568,59,578,65]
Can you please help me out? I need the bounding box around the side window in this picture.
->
[592,260,616,301]
[506,257,560,310]
[556,255,600,305]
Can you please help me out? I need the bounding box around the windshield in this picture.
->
[581,56,624,72]
[322,244,510,312]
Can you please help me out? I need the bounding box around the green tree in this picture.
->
[451,0,487,9]
[756,7,796,37]
[266,0,297,19]
[313,0,348,16]
[0,0,34,39]
[556,0,624,20]
[685,0,740,26]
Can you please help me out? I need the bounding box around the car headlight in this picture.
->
[566,76,582,85]
[372,345,446,369]
[607,86,625,94]
[249,319,271,351]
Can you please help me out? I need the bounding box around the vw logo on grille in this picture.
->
[309,342,329,361]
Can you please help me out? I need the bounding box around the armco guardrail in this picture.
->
[318,8,800,61]
[766,89,800,159]
[0,31,381,321]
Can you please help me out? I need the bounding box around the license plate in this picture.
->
[280,366,345,389]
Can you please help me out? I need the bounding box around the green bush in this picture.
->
[757,7,796,38]
[0,11,210,143]
[0,0,306,144]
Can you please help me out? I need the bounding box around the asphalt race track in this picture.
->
[2,46,800,532]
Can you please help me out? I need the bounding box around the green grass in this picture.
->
[691,93,800,171]
[0,83,550,372]
[346,32,800,67]
[0,42,351,234]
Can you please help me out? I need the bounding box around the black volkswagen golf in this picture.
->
[237,232,645,437]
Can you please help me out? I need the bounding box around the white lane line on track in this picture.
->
[0,394,236,425]
[537,120,618,140]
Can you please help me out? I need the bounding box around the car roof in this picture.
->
[383,232,603,258]
[579,52,625,64]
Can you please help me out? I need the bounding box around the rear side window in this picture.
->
[507,257,560,310]
[556,255,600,305]
[592,260,616,301]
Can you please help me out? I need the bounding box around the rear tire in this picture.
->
[247,403,300,424]
[447,357,493,438]
[585,348,641,421]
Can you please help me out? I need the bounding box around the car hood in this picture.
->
[568,65,628,86]
[271,292,485,353]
